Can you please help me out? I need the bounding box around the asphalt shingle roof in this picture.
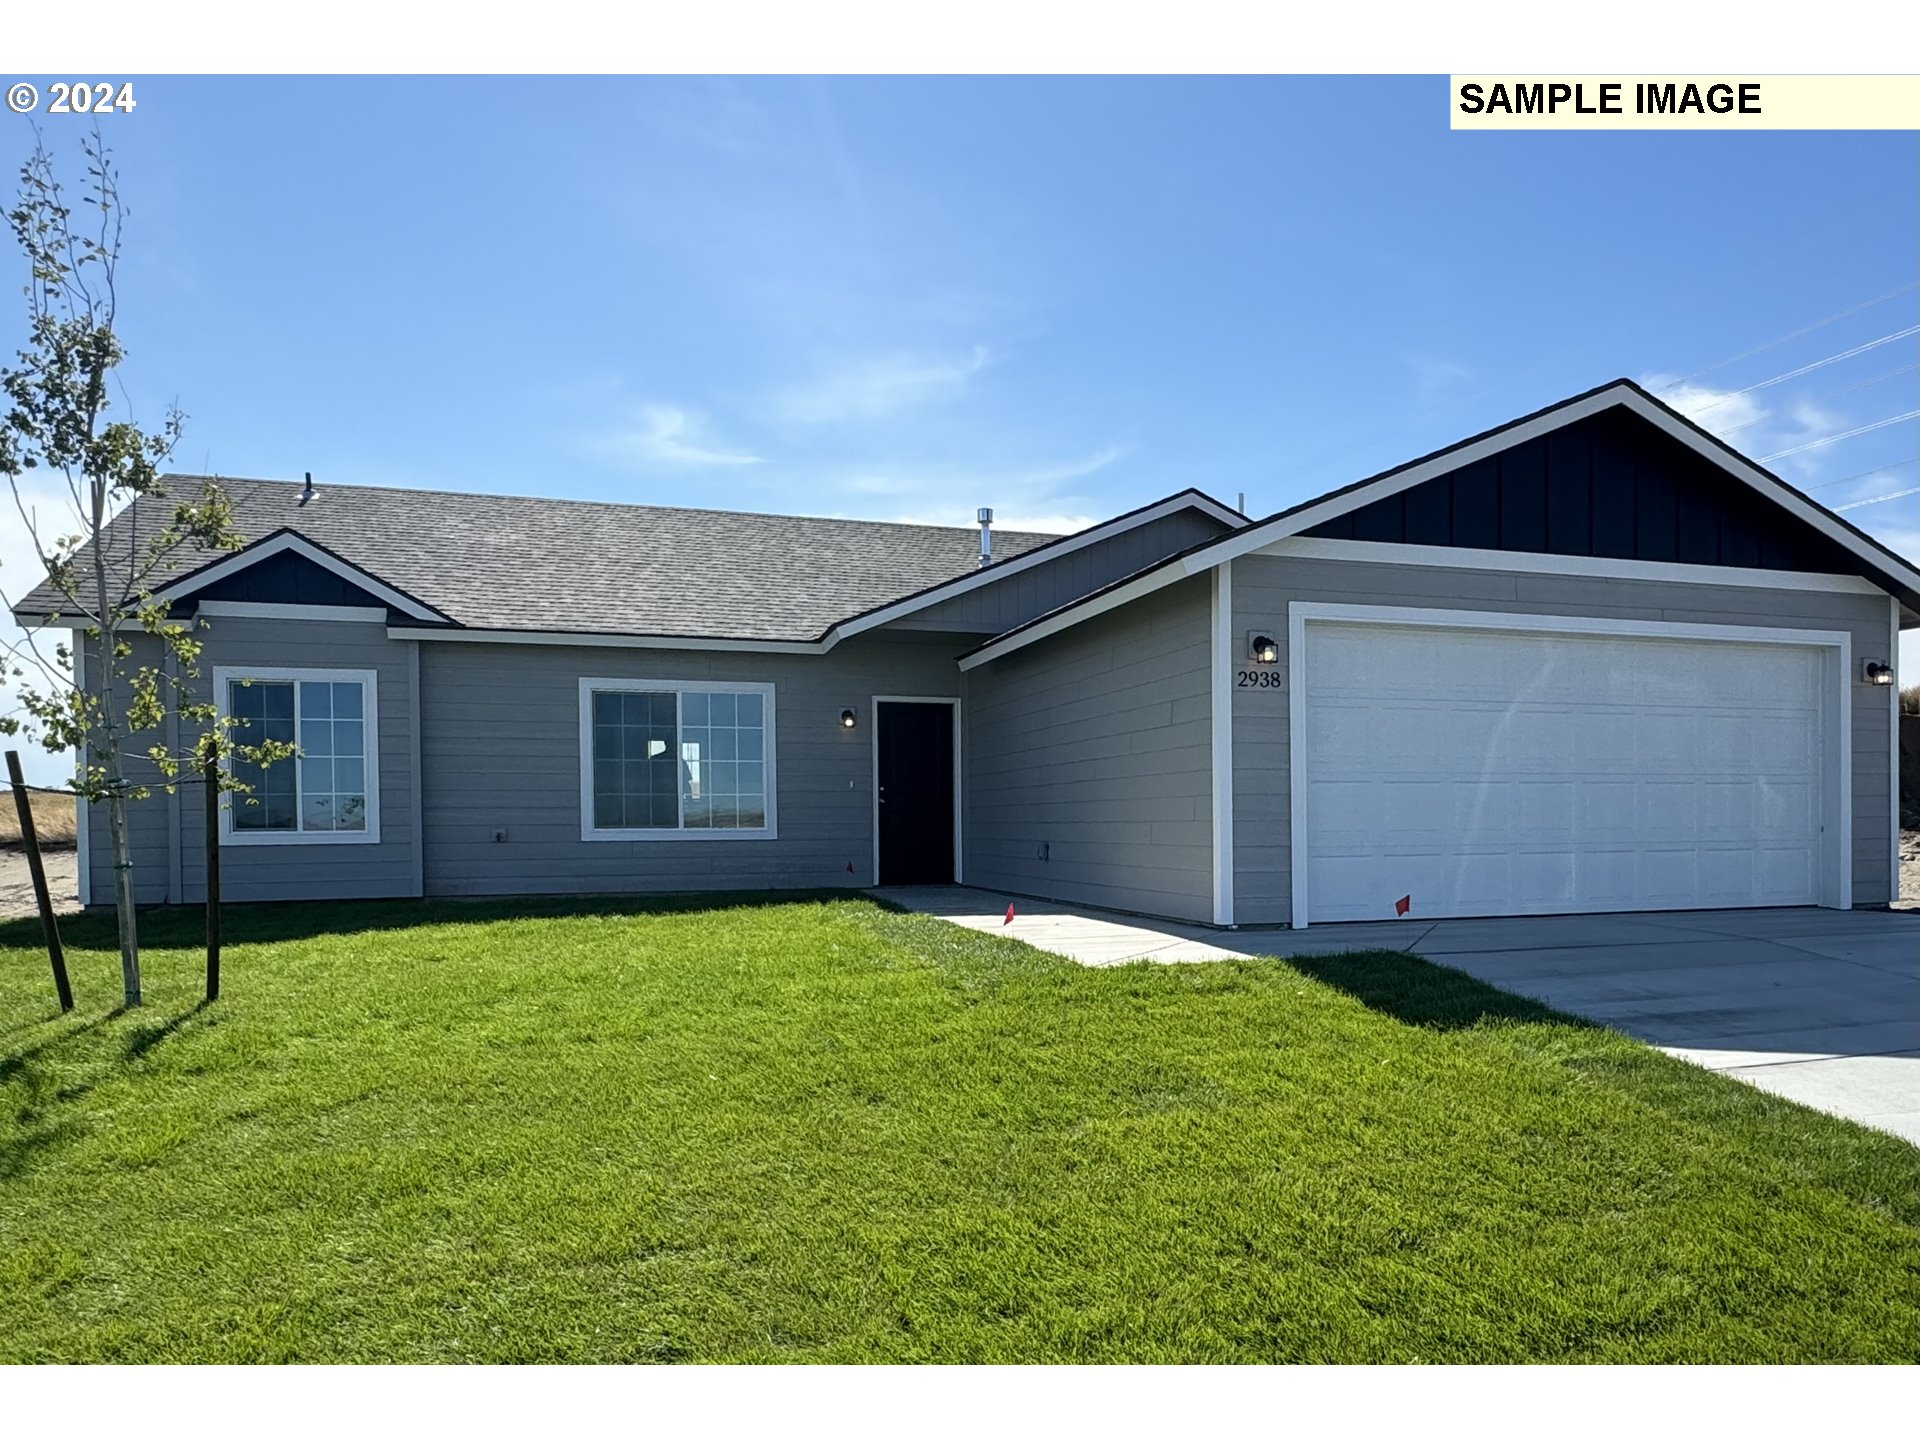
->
[12,477,1062,641]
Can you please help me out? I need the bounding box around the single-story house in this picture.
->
[16,379,1918,927]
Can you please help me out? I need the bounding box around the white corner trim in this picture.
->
[72,639,90,906]
[826,492,1244,648]
[1891,595,1902,906]
[870,696,963,885]
[394,626,828,655]
[1285,602,1856,928]
[408,639,425,899]
[577,677,779,842]
[1210,561,1235,927]
[155,532,447,624]
[1286,605,1309,931]
[196,601,391,623]
[1260,536,1886,596]
[213,664,382,846]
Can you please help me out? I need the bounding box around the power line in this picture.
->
[1676,280,1919,384]
[1833,486,1919,512]
[1682,325,1920,419]
[1715,363,1919,437]
[1759,409,1920,462]
[1804,455,1919,491]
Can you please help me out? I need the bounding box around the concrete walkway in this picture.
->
[877,886,1920,1144]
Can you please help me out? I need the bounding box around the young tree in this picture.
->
[0,129,282,1007]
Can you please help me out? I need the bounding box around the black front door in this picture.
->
[876,701,955,885]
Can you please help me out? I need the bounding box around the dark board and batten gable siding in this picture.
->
[181,549,398,614]
[1308,407,1870,578]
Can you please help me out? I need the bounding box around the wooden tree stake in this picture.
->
[6,750,73,1012]
[205,756,221,1002]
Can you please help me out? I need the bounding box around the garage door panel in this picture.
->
[1575,849,1638,906]
[1299,621,1831,923]
[1757,846,1817,898]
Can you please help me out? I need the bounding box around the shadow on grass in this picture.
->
[0,886,871,954]
[1,999,210,1182]
[1283,948,1592,1033]
[122,1000,211,1061]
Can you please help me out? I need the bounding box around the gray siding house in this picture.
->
[17,380,1919,927]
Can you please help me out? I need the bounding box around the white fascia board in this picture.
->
[391,626,828,655]
[957,558,1192,670]
[1214,383,1920,594]
[963,382,1920,669]
[154,533,448,624]
[1609,388,1920,599]
[1260,537,1886,595]
[826,492,1244,648]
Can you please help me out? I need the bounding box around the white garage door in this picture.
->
[1298,619,1833,924]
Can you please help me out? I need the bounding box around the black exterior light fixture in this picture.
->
[1249,633,1279,665]
[841,708,858,728]
[1862,660,1894,687]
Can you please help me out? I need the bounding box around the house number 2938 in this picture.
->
[1235,670,1283,689]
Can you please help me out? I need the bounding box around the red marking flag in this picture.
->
[1004,903,1016,926]
[1394,895,1411,917]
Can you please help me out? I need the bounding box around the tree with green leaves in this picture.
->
[0,128,288,1007]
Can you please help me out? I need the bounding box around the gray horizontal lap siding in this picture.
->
[894,509,1231,635]
[964,575,1214,923]
[418,635,962,897]
[1231,553,1898,925]
[82,617,420,905]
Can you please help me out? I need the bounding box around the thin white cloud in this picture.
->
[832,443,1126,507]
[599,405,762,468]
[1645,374,1769,438]
[772,346,992,425]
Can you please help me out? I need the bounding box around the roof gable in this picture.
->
[1305,402,1868,577]
[961,380,1920,669]
[153,530,452,623]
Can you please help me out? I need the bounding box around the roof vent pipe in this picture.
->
[977,507,994,566]
[299,471,316,506]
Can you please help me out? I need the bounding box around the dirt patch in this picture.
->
[0,845,80,919]
[1899,829,1920,913]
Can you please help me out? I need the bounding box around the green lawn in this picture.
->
[2,894,1914,1363]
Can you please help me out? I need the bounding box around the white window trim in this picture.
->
[1284,602,1853,929]
[214,665,382,846]
[870,696,963,885]
[578,677,778,842]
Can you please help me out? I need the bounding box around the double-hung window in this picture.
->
[215,666,380,844]
[579,678,776,840]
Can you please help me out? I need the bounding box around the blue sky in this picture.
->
[3,76,1917,781]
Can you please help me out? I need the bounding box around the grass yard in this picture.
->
[2,893,1915,1363]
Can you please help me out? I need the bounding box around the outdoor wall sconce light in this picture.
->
[1249,633,1279,665]
[841,708,858,728]
[1862,660,1894,686]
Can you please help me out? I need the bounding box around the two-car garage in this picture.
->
[1290,608,1845,924]
[961,380,1915,931]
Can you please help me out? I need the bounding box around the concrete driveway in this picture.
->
[881,887,1920,1143]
